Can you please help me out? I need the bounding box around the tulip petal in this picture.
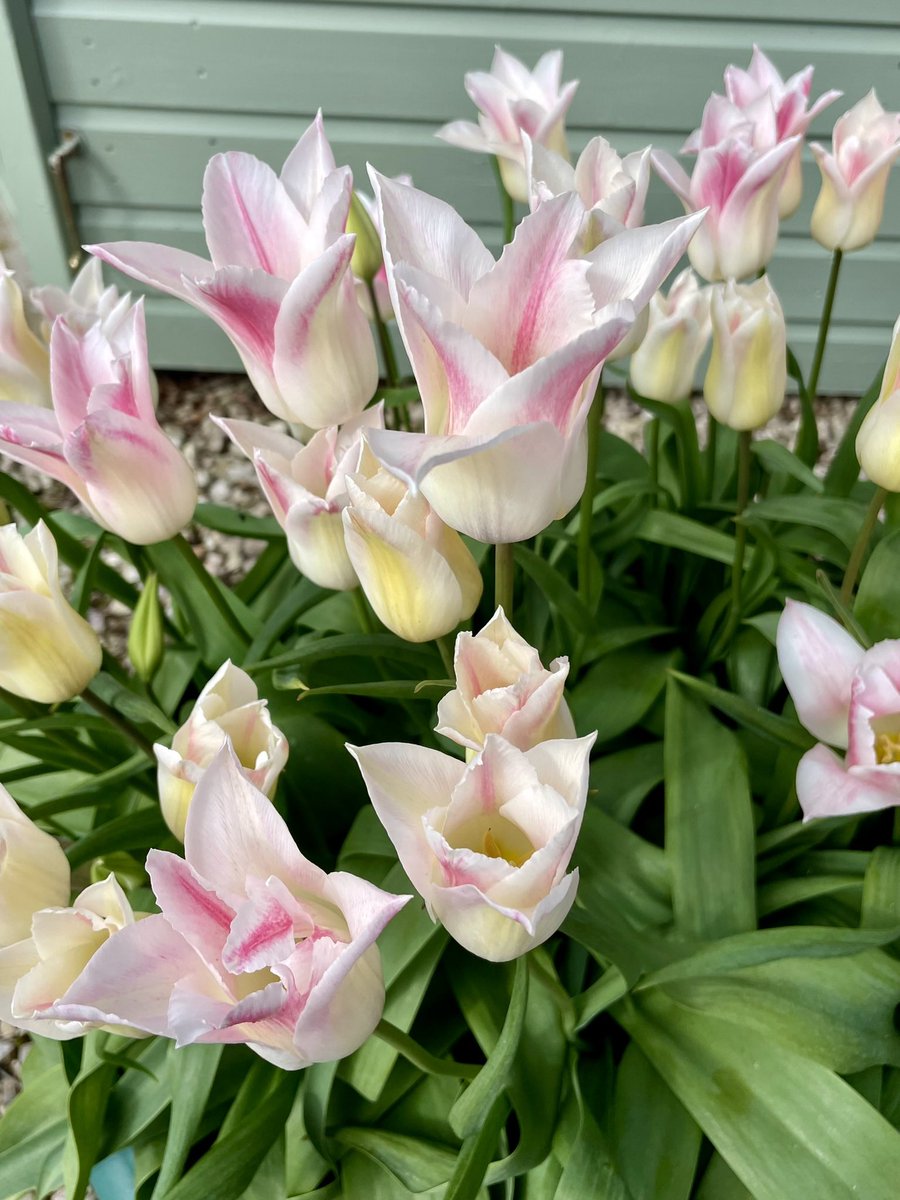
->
[85,241,214,304]
[586,212,708,314]
[280,111,337,218]
[147,849,235,978]
[776,600,863,748]
[796,744,900,820]
[202,151,307,279]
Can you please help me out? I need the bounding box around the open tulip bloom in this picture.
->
[365,172,704,543]
[88,114,378,428]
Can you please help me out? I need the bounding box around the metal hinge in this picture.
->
[47,130,83,272]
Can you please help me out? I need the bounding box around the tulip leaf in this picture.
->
[617,987,900,1200]
[246,632,437,674]
[750,439,823,493]
[573,647,679,745]
[861,847,900,929]
[743,494,869,551]
[854,528,900,641]
[63,1052,117,1200]
[667,670,813,749]
[612,1042,701,1200]
[445,1094,510,1200]
[450,956,528,1139]
[786,347,818,468]
[334,1128,459,1192]
[151,1045,223,1199]
[513,544,596,628]
[590,740,664,824]
[824,363,883,496]
[635,509,736,564]
[193,503,284,540]
[244,577,327,662]
[70,531,108,616]
[275,677,450,699]
[665,679,756,940]
[66,806,170,868]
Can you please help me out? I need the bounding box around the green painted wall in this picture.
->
[3,0,899,391]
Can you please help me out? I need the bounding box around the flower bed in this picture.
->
[0,43,898,1200]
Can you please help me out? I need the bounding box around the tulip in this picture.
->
[703,276,786,431]
[526,134,652,246]
[0,785,69,946]
[654,127,799,281]
[0,301,197,544]
[437,47,578,204]
[683,47,841,217]
[629,269,712,403]
[214,405,384,591]
[856,317,900,490]
[342,447,482,642]
[30,256,133,345]
[48,748,411,1068]
[155,660,288,841]
[776,598,900,818]
[365,172,703,542]
[87,114,379,428]
[0,874,136,1039]
[350,732,595,961]
[436,607,576,752]
[0,263,50,406]
[810,91,900,253]
[128,571,164,682]
[0,520,102,704]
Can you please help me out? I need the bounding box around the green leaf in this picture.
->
[664,680,756,939]
[164,1074,297,1200]
[302,1060,338,1167]
[618,988,900,1200]
[590,741,664,824]
[70,531,108,616]
[63,1054,117,1200]
[513,543,595,628]
[635,509,736,565]
[862,847,900,929]
[825,365,883,496]
[66,807,169,869]
[787,346,818,467]
[151,1045,223,1198]
[854,528,900,641]
[274,677,450,700]
[751,439,823,493]
[573,647,679,744]
[744,494,867,551]
[445,1094,509,1200]
[193,503,283,540]
[612,1043,701,1200]
[668,670,813,750]
[246,632,436,674]
[450,956,528,1139]
[334,1128,458,1192]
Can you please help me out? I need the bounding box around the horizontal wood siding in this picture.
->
[22,0,900,391]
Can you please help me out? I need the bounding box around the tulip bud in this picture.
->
[0,785,69,945]
[154,660,288,841]
[629,269,712,403]
[855,317,900,490]
[89,851,148,892]
[128,571,164,682]
[810,91,900,253]
[347,191,384,284]
[0,521,102,704]
[436,607,576,752]
[342,449,483,643]
[703,276,786,431]
[0,267,50,406]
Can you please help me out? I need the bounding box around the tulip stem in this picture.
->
[578,381,605,607]
[722,431,753,648]
[367,278,401,392]
[706,415,718,500]
[492,157,516,244]
[375,1018,480,1080]
[80,687,157,760]
[495,542,515,614]
[840,485,887,608]
[807,248,843,400]
[437,635,455,677]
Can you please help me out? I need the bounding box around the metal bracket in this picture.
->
[47,130,82,272]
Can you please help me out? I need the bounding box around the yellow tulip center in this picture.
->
[449,814,534,868]
[874,730,900,765]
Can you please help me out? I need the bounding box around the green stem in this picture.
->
[807,248,843,400]
[375,1019,480,1080]
[648,418,660,504]
[80,687,156,760]
[494,542,514,614]
[353,588,376,634]
[492,157,515,244]
[840,486,886,608]
[722,431,753,647]
[706,415,718,501]
[578,381,605,605]
[437,635,455,678]
[366,277,401,390]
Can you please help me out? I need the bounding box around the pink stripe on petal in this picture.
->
[202,152,306,279]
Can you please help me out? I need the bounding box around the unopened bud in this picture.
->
[347,191,383,283]
[128,572,163,682]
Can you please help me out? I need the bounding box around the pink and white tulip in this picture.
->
[703,276,786,431]
[342,447,482,643]
[31,257,134,346]
[48,749,410,1069]
[810,91,900,252]
[0,301,196,543]
[365,172,703,542]
[856,317,900,491]
[155,660,288,841]
[684,47,841,217]
[777,599,900,819]
[437,47,578,204]
[0,263,50,406]
[214,406,383,591]
[629,269,712,403]
[526,134,652,246]
[0,786,69,947]
[0,875,137,1039]
[436,607,575,752]
[87,115,379,427]
[0,521,101,704]
[654,126,799,281]
[350,732,595,961]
